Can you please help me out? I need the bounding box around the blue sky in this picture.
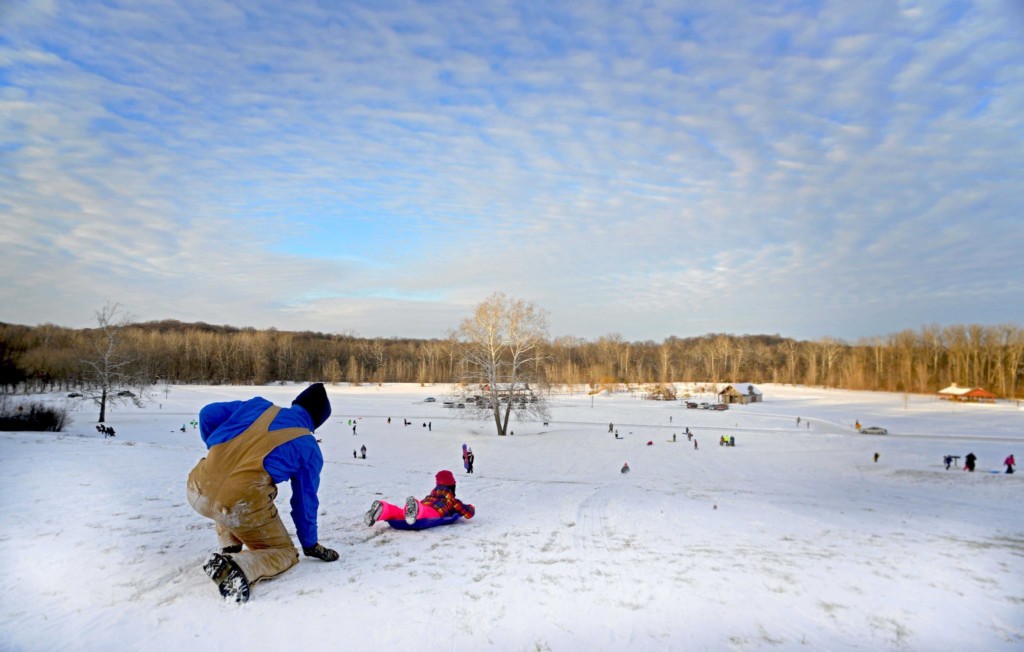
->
[1,0,1022,342]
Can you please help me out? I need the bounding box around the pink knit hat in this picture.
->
[435,470,456,486]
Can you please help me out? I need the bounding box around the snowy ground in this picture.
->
[1,383,1021,651]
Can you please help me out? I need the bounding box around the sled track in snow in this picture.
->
[573,488,613,554]
[572,487,651,612]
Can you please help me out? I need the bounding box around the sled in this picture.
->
[385,514,463,531]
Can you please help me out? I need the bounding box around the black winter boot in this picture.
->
[302,543,339,562]
[203,553,250,603]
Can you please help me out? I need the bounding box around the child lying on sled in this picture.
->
[364,470,475,529]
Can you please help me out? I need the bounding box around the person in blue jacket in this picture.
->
[187,383,339,603]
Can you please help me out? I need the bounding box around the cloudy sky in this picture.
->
[2,0,1022,342]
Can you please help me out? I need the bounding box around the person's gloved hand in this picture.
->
[302,543,339,562]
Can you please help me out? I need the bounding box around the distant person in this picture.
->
[387,417,391,424]
[796,417,800,426]
[729,436,735,447]
[964,452,977,472]
[693,438,698,450]
[621,462,630,474]
[672,433,677,443]
[466,448,475,474]
[428,422,432,431]
[352,423,357,435]
[855,420,861,430]
[944,455,953,470]
[686,428,692,441]
[1005,454,1015,474]
[363,470,475,527]
[353,449,357,459]
[187,383,339,603]
[873,452,880,463]
[360,444,367,459]
[609,422,614,433]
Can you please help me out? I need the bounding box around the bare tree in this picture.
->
[360,338,387,384]
[79,303,150,423]
[455,293,550,436]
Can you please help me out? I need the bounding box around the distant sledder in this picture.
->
[364,470,475,531]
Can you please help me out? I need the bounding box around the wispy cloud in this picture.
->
[1,0,1022,341]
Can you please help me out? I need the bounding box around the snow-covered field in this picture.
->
[1,383,1021,651]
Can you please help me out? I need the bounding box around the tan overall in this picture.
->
[187,405,311,584]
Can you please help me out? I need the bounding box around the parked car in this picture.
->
[67,392,83,398]
[859,426,888,435]
[685,402,698,409]
[713,403,729,411]
[424,397,436,402]
[442,401,456,408]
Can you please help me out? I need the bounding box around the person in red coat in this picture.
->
[364,470,476,526]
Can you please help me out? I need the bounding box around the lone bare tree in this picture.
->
[80,303,149,423]
[455,293,550,436]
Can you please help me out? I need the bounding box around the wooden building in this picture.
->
[718,383,763,405]
[937,383,997,403]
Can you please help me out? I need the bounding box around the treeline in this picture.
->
[1,320,1021,398]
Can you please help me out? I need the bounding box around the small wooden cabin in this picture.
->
[937,383,997,403]
[718,383,763,405]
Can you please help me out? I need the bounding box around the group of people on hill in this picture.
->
[184,386,1016,604]
[945,452,1015,473]
[186,384,475,603]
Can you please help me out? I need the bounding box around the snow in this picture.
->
[1,383,1022,651]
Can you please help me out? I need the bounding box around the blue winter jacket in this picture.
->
[199,397,323,548]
